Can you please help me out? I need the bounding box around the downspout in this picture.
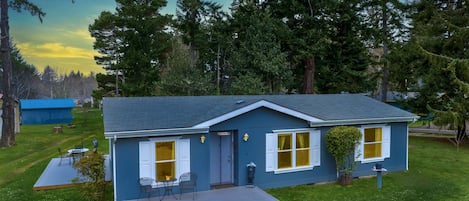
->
[112,135,117,201]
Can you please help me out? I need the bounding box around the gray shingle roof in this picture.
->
[103,94,417,133]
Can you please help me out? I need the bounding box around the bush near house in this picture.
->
[325,126,362,185]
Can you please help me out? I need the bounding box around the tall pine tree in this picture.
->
[412,0,469,147]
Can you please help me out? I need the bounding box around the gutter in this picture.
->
[309,116,419,127]
[104,127,209,139]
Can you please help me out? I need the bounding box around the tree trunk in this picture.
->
[455,123,466,150]
[0,0,15,147]
[380,6,389,102]
[302,57,315,94]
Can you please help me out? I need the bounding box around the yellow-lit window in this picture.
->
[155,141,176,181]
[278,134,292,169]
[364,128,382,159]
[296,132,310,167]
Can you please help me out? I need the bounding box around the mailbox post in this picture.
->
[373,163,387,189]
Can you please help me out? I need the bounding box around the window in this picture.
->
[266,129,320,174]
[277,134,292,169]
[364,128,382,159]
[355,125,390,163]
[139,137,190,186]
[155,141,176,181]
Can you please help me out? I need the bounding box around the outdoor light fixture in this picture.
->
[243,133,249,142]
[200,135,206,143]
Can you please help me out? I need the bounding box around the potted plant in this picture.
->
[325,126,362,185]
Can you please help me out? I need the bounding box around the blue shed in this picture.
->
[20,99,75,125]
[102,94,419,201]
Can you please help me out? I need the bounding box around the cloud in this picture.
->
[67,29,95,43]
[17,42,97,59]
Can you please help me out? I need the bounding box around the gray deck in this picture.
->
[128,186,279,201]
[33,155,112,190]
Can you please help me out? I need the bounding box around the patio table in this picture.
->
[159,177,178,201]
[68,148,89,162]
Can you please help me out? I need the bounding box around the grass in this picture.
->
[0,108,111,201]
[267,136,469,201]
[1,110,468,201]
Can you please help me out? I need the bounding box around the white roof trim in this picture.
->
[105,127,209,139]
[309,116,419,127]
[192,100,324,128]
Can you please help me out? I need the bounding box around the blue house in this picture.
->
[20,99,75,125]
[102,94,418,201]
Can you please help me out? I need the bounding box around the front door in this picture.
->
[210,132,233,185]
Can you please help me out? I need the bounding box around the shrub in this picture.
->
[325,126,362,178]
[73,152,107,201]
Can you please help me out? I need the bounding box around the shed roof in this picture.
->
[20,99,75,110]
[103,94,418,137]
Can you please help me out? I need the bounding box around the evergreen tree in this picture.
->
[412,0,469,147]
[228,1,291,94]
[316,0,374,94]
[90,0,172,96]
[362,0,412,101]
[1,0,44,147]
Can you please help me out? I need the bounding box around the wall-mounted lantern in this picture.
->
[200,135,206,143]
[243,133,249,142]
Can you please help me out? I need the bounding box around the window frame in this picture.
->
[355,125,391,163]
[139,136,190,187]
[266,129,320,174]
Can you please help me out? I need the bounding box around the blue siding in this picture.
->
[114,135,210,201]
[21,108,73,125]
[20,99,75,125]
[210,107,338,189]
[113,107,409,200]
[353,122,408,177]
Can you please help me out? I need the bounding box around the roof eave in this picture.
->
[104,127,209,139]
[309,116,419,127]
[193,100,324,128]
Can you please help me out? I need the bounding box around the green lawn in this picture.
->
[1,111,468,201]
[0,108,111,201]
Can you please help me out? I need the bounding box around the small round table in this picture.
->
[159,178,178,201]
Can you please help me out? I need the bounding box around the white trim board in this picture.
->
[193,100,324,128]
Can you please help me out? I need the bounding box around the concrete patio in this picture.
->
[128,186,279,201]
[33,155,112,191]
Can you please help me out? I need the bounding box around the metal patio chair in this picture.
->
[57,148,71,166]
[179,172,197,200]
[139,177,158,200]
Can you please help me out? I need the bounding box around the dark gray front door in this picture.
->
[210,132,233,185]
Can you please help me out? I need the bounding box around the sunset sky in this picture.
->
[10,0,231,76]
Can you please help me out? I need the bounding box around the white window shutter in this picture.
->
[310,130,321,166]
[382,126,391,158]
[177,138,191,178]
[265,133,276,172]
[139,141,154,179]
[355,128,364,161]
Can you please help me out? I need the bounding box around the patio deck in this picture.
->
[127,186,279,201]
[33,154,112,191]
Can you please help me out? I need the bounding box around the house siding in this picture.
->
[114,135,209,201]
[113,108,409,200]
[210,108,409,189]
[210,107,338,189]
[352,122,408,177]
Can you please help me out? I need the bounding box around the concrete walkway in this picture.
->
[129,186,279,201]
